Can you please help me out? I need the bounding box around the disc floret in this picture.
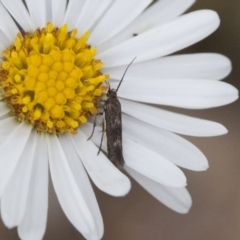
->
[0,23,108,134]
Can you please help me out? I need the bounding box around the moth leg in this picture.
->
[87,112,103,140]
[97,119,105,155]
[105,81,110,89]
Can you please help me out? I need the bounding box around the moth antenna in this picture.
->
[105,81,110,90]
[116,57,137,92]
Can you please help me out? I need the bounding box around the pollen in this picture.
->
[0,23,109,134]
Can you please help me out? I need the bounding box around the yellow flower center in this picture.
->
[0,23,108,134]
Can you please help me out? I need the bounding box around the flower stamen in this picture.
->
[0,23,108,134]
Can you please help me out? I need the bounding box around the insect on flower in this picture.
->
[88,58,136,169]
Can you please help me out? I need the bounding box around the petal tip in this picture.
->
[179,202,192,214]
[203,162,209,171]
[108,175,131,197]
[219,125,228,135]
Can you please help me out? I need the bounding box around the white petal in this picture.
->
[99,0,195,51]
[0,102,10,117]
[1,130,36,228]
[51,0,67,26]
[0,117,19,143]
[90,0,151,46]
[45,0,52,23]
[97,10,220,67]
[1,0,35,32]
[48,135,97,239]
[104,53,232,81]
[120,99,228,137]
[18,134,49,240]
[0,117,18,143]
[131,0,195,32]
[125,166,192,214]
[59,133,103,239]
[82,119,206,172]
[0,43,5,54]
[63,0,86,30]
[83,123,186,187]
[75,0,112,36]
[122,136,187,188]
[111,79,238,109]
[71,130,131,197]
[25,0,47,28]
[0,2,19,40]
[122,114,208,171]
[82,120,196,181]
[0,122,32,197]
[0,29,12,48]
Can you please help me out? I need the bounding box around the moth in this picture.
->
[88,58,136,169]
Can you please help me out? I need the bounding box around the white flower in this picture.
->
[0,0,238,240]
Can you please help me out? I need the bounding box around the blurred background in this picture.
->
[1,0,240,240]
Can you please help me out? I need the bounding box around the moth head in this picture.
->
[107,88,117,98]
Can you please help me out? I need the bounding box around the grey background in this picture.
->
[1,0,240,239]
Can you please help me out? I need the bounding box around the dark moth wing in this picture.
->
[104,96,124,168]
[88,58,136,168]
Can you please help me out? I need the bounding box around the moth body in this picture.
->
[88,58,136,169]
[104,89,124,168]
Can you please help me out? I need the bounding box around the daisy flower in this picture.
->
[0,0,238,239]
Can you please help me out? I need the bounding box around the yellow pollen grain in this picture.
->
[80,116,87,123]
[29,55,42,67]
[38,91,48,102]
[94,89,102,96]
[11,88,18,94]
[39,65,50,73]
[85,102,94,109]
[58,71,68,81]
[23,96,31,104]
[46,79,55,87]
[36,82,46,91]
[47,22,54,33]
[56,80,65,91]
[63,88,74,98]
[49,70,58,79]
[70,68,82,79]
[50,105,64,118]
[50,51,62,61]
[2,61,10,70]
[63,62,74,72]
[25,77,36,89]
[38,72,48,82]
[65,77,77,88]
[47,120,54,128]
[28,67,39,78]
[42,55,54,66]
[52,62,63,72]
[62,51,73,61]
[33,108,42,120]
[45,98,56,110]
[22,106,28,112]
[3,50,10,58]
[56,121,65,128]
[14,74,22,83]
[0,22,109,134]
[48,87,57,97]
[55,92,66,105]
[70,120,78,128]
